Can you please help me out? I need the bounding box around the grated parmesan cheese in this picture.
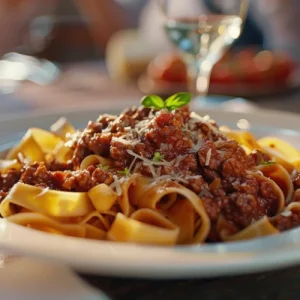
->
[148,174,189,187]
[145,163,158,178]
[111,136,140,147]
[203,115,211,122]
[281,211,292,217]
[111,136,132,145]
[127,150,173,166]
[36,187,50,198]
[17,152,30,165]
[156,167,162,177]
[190,112,225,137]
[111,175,122,196]
[205,149,212,166]
[133,162,142,173]
[102,124,113,133]
[174,155,187,167]
[189,139,203,153]
[128,156,137,174]
[185,175,202,180]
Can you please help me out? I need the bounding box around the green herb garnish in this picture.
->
[261,161,276,165]
[153,152,165,162]
[141,92,191,111]
[99,164,109,171]
[117,168,130,176]
[141,95,165,110]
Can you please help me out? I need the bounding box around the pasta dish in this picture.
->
[1,92,300,246]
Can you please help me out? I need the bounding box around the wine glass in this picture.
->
[158,0,249,95]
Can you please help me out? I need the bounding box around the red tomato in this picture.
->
[147,53,187,83]
[210,62,236,84]
[272,52,296,83]
[234,48,257,62]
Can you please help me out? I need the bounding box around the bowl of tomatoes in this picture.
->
[138,49,298,97]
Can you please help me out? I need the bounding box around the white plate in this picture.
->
[2,106,300,279]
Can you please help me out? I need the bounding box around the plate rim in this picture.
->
[0,101,300,126]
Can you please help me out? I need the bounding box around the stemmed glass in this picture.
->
[158,0,249,95]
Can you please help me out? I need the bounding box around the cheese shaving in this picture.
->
[189,139,203,153]
[36,187,50,198]
[110,175,122,196]
[174,155,187,167]
[185,175,202,180]
[205,149,212,166]
[145,164,158,178]
[17,152,30,165]
[156,167,162,177]
[111,136,132,145]
[133,162,142,173]
[111,136,139,147]
[128,156,137,174]
[148,174,189,187]
[127,150,173,166]
[190,112,224,137]
[281,211,292,217]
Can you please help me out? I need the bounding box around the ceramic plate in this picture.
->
[1,106,300,279]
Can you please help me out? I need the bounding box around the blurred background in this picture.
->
[1,0,300,111]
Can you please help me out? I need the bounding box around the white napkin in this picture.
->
[0,255,110,300]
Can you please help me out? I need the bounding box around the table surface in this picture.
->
[2,62,300,300]
[80,266,300,300]
[5,62,300,115]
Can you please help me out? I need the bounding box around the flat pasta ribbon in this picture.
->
[257,137,300,163]
[6,128,63,164]
[88,184,118,213]
[0,182,94,218]
[250,172,285,215]
[256,164,294,204]
[107,209,179,245]
[223,130,296,173]
[217,215,279,242]
[119,173,141,216]
[129,177,210,243]
[7,212,86,238]
[50,117,76,140]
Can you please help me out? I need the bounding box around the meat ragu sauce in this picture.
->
[1,105,300,241]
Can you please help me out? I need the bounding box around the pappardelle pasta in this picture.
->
[1,93,300,246]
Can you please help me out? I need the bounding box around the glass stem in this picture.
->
[196,58,213,95]
[186,57,213,96]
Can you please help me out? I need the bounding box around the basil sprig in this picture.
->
[141,92,191,111]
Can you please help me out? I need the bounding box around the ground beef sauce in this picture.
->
[1,105,300,241]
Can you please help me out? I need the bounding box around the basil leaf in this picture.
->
[165,92,191,111]
[141,95,165,109]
